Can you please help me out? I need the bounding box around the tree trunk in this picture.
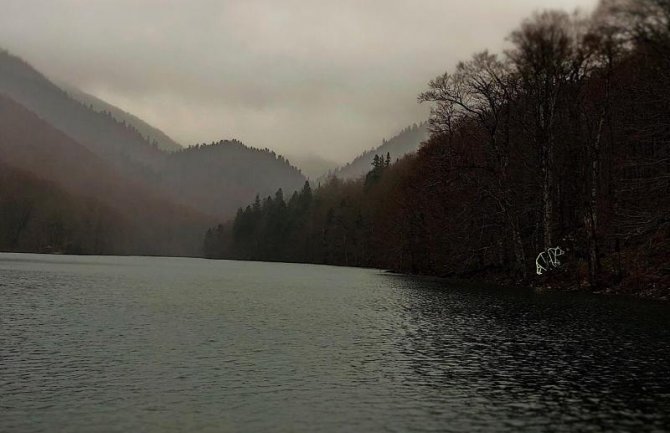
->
[542,137,554,249]
[585,115,605,287]
[511,217,527,279]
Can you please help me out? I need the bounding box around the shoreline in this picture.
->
[2,250,667,302]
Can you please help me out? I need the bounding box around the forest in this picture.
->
[0,49,307,255]
[205,0,670,297]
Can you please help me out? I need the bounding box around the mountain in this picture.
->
[0,49,166,177]
[327,123,428,181]
[61,84,183,152]
[289,154,338,180]
[0,93,210,255]
[0,49,307,221]
[165,141,306,217]
[206,2,670,299]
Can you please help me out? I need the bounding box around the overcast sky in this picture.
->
[0,0,597,164]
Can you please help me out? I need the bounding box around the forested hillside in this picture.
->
[0,49,306,221]
[0,50,166,175]
[0,161,126,254]
[165,140,306,217]
[62,84,183,152]
[326,123,428,181]
[0,94,209,255]
[205,0,670,298]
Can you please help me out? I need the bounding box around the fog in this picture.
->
[0,0,597,163]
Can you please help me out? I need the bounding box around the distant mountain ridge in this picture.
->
[290,154,338,181]
[0,49,307,222]
[166,140,305,216]
[0,93,209,255]
[0,49,166,176]
[326,123,428,181]
[0,48,432,257]
[61,84,183,152]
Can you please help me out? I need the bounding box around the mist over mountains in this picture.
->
[1,47,422,255]
[1,0,668,300]
[61,84,183,152]
[325,123,428,181]
[0,93,206,255]
[0,49,308,254]
[203,0,670,299]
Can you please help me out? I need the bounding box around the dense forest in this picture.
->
[0,50,306,255]
[0,94,209,255]
[0,161,125,254]
[205,0,670,298]
[0,49,306,219]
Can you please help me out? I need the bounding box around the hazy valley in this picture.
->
[1,1,669,432]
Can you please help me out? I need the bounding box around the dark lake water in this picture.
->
[1,253,669,432]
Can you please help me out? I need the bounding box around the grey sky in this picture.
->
[0,0,597,163]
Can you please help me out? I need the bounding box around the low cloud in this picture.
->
[0,0,597,162]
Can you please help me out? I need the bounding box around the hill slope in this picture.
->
[0,49,166,175]
[327,123,428,181]
[62,84,183,152]
[165,141,306,216]
[0,161,126,254]
[0,94,209,255]
[0,49,307,220]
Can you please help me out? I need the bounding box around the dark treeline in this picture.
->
[0,161,123,254]
[205,0,670,296]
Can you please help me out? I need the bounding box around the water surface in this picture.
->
[1,253,669,432]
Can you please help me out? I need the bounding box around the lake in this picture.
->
[1,253,669,432]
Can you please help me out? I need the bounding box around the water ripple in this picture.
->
[1,253,669,433]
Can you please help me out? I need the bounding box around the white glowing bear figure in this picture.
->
[536,246,565,276]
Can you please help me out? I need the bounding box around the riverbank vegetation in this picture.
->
[205,0,670,299]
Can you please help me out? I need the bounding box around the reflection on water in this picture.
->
[1,253,669,432]
[392,278,670,431]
